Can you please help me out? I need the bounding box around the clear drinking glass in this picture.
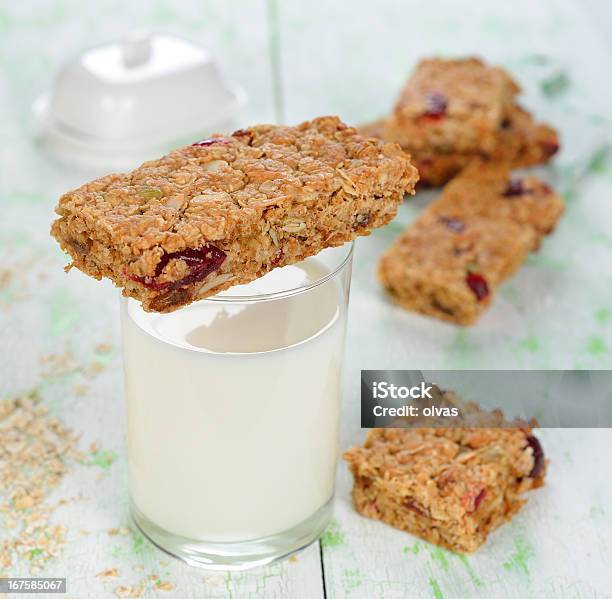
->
[120,243,353,570]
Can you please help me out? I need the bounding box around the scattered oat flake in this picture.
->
[40,351,80,378]
[0,390,79,572]
[95,343,113,354]
[114,585,145,598]
[108,527,130,536]
[74,384,88,397]
[85,361,105,378]
[97,568,120,578]
[156,581,174,591]
[0,269,13,289]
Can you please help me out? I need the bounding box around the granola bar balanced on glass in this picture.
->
[51,116,418,312]
[344,426,546,553]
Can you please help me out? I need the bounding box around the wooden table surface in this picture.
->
[1,0,612,597]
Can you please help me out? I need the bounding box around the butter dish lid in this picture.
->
[33,32,247,171]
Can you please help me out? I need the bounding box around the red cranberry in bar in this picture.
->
[541,140,560,158]
[191,137,229,147]
[270,248,284,268]
[423,92,448,119]
[526,435,545,478]
[128,243,226,291]
[474,488,487,511]
[465,272,489,301]
[502,179,528,197]
[439,216,465,233]
[462,487,487,513]
[403,499,426,517]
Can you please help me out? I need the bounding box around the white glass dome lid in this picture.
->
[33,32,247,159]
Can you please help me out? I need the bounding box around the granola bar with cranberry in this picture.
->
[344,426,546,553]
[384,57,520,155]
[52,116,418,312]
[378,213,533,325]
[359,104,560,187]
[429,161,564,248]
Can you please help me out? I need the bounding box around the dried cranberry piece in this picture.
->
[541,140,559,158]
[423,92,448,119]
[439,216,465,233]
[465,272,489,301]
[463,488,487,513]
[474,488,487,510]
[270,248,284,268]
[403,499,426,517]
[526,435,545,478]
[502,179,531,197]
[128,243,226,292]
[191,137,229,147]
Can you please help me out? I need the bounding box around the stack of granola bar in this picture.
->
[360,58,563,325]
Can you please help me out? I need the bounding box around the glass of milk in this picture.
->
[120,243,353,570]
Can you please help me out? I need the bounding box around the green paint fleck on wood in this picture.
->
[444,330,479,368]
[403,541,422,555]
[585,146,610,175]
[596,308,610,324]
[518,336,539,353]
[342,569,363,592]
[131,530,153,556]
[429,578,445,599]
[503,534,535,577]
[457,554,483,588]
[428,546,450,571]
[540,72,570,98]
[0,8,13,32]
[48,291,80,336]
[83,449,117,470]
[586,336,609,356]
[321,519,344,548]
[94,344,116,365]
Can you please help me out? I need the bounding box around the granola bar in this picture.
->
[51,116,418,312]
[384,57,520,155]
[378,213,534,325]
[414,105,559,187]
[359,104,560,187]
[344,426,546,553]
[428,161,564,249]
